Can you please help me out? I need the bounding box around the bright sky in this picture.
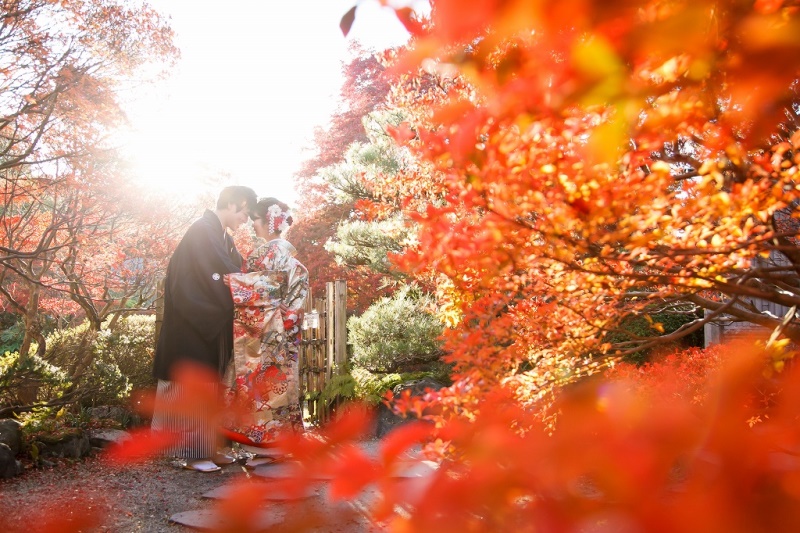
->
[120,0,420,208]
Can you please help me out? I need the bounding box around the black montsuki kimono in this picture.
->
[153,210,243,381]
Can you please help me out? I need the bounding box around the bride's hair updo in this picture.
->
[251,197,292,234]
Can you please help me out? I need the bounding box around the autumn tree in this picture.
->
[0,0,178,362]
[295,45,394,195]
[50,172,193,334]
[292,46,397,312]
[326,0,800,424]
[321,111,419,272]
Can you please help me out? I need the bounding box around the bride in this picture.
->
[223,197,309,446]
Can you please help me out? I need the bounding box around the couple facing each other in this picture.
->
[151,186,309,469]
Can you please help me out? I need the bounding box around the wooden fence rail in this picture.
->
[300,280,347,426]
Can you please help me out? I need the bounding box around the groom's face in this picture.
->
[225,202,251,231]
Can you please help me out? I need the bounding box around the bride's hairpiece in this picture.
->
[267,203,292,234]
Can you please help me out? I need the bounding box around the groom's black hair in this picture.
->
[216,186,257,212]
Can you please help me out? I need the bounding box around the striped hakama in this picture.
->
[150,380,219,459]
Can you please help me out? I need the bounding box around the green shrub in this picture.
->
[0,351,72,409]
[40,315,156,407]
[17,405,120,458]
[40,322,117,406]
[82,358,130,406]
[19,406,87,441]
[351,367,412,405]
[317,360,452,406]
[604,306,704,365]
[350,366,450,405]
[97,315,156,394]
[0,314,24,355]
[319,372,357,403]
[41,321,98,371]
[0,315,156,418]
[348,285,444,373]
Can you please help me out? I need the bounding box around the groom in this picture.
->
[151,185,257,470]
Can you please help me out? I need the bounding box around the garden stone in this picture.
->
[375,377,444,438]
[392,377,446,398]
[36,431,91,459]
[86,405,140,427]
[0,443,22,479]
[170,509,285,530]
[88,428,131,448]
[0,418,22,455]
[87,405,127,419]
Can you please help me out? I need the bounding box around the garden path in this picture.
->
[0,439,433,532]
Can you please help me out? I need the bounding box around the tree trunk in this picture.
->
[17,284,44,362]
[17,284,44,404]
[68,328,98,383]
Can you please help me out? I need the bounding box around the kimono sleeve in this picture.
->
[281,257,310,332]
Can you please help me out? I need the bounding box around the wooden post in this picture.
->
[333,280,347,373]
[299,287,311,422]
[326,281,336,382]
[315,297,327,423]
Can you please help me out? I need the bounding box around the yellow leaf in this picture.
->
[650,161,671,173]
[572,34,623,78]
[541,164,557,174]
[698,159,715,175]
[687,58,711,80]
[586,112,628,165]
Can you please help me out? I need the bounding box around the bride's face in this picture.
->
[253,217,271,239]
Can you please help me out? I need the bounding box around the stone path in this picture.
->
[168,440,435,532]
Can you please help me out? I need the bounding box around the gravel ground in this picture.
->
[0,453,383,532]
